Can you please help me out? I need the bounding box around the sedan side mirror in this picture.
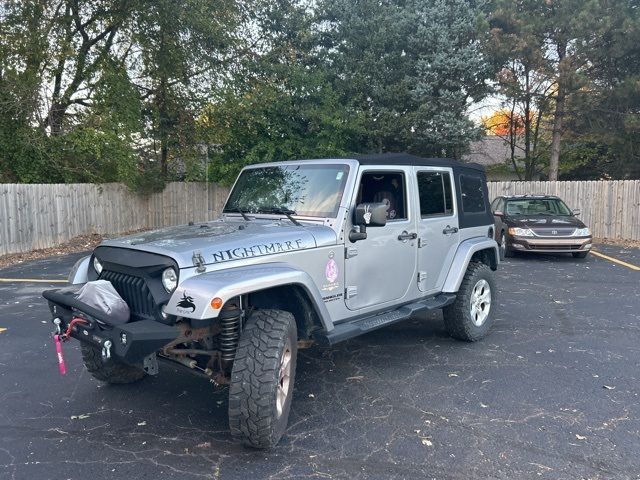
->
[573,208,581,216]
[350,202,387,242]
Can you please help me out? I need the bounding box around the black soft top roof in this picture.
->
[350,153,485,172]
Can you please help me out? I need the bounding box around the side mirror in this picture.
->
[354,202,387,227]
[573,208,581,216]
[350,202,387,242]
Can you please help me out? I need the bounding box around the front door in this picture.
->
[415,168,460,293]
[344,168,417,310]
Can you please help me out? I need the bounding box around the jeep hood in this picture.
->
[505,215,586,229]
[99,219,336,268]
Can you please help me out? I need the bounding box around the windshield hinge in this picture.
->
[192,250,206,273]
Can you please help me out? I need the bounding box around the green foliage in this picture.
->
[319,0,491,158]
[1,0,638,186]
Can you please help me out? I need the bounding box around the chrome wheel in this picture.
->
[470,279,491,326]
[276,343,292,418]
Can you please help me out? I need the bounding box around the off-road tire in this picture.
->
[228,309,297,449]
[572,251,589,259]
[80,343,146,384]
[443,262,496,342]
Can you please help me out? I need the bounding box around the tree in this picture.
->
[488,0,603,180]
[198,1,364,185]
[318,0,492,158]
[560,0,640,179]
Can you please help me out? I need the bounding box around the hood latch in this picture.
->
[192,250,206,273]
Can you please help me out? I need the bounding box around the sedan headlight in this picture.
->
[508,227,534,237]
[161,267,178,293]
[92,256,103,275]
[573,227,591,237]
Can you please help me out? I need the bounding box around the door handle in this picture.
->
[442,226,458,235]
[398,231,418,241]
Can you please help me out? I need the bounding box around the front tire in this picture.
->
[443,262,496,341]
[500,231,514,258]
[80,344,146,384]
[228,309,297,448]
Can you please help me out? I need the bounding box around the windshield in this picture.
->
[505,198,572,216]
[224,164,350,218]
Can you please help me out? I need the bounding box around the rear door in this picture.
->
[415,167,459,293]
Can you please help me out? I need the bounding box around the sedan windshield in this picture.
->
[505,198,572,216]
[224,164,350,218]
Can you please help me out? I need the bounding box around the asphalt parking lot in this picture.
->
[1,245,639,480]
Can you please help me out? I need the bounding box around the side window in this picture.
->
[459,174,486,213]
[417,171,453,218]
[358,171,407,220]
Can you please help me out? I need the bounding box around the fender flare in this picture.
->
[164,262,333,331]
[442,237,499,293]
[69,255,91,284]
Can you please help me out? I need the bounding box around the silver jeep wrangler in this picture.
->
[44,153,499,448]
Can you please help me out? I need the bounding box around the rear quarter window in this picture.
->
[459,174,486,213]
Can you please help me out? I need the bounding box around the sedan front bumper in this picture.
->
[509,236,592,253]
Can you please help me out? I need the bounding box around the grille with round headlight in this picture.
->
[161,267,178,293]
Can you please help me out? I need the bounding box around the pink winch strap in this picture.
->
[54,334,66,376]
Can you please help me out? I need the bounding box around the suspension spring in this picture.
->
[219,304,241,363]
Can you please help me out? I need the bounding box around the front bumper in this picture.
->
[44,289,179,365]
[509,236,592,254]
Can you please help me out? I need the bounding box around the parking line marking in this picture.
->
[590,250,640,271]
[0,278,68,283]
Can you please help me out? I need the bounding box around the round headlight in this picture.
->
[93,256,103,275]
[161,268,178,293]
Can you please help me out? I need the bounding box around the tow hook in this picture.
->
[101,340,112,361]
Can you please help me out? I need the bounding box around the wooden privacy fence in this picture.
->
[488,180,640,242]
[0,182,230,256]
[1,180,639,256]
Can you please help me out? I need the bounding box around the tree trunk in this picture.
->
[549,41,568,181]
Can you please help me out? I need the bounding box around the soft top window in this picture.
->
[459,174,486,213]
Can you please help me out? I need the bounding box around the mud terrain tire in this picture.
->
[443,262,496,342]
[228,309,297,449]
[80,344,146,384]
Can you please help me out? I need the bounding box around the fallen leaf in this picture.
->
[137,421,147,426]
[480,403,489,408]
[448,373,459,378]
[602,385,615,390]
[308,393,315,398]
[196,442,211,449]
[421,438,433,447]
[575,434,587,440]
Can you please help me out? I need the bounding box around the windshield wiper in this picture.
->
[258,208,302,226]
[224,207,251,221]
